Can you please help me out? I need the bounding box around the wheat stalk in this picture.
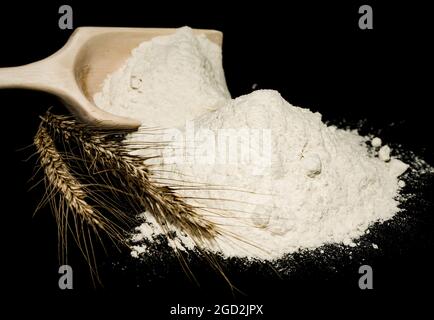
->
[34,125,98,225]
[34,124,120,282]
[33,111,241,289]
[34,120,140,277]
[41,112,219,242]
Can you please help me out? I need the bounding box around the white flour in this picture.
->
[95,27,410,260]
[94,27,230,128]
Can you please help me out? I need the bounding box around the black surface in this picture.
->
[1,0,433,316]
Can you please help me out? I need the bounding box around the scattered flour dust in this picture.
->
[95,27,412,261]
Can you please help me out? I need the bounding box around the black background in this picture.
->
[1,0,433,316]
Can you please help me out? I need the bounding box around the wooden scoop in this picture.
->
[0,27,223,130]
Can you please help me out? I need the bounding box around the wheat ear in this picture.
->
[34,123,127,281]
[42,112,219,243]
[35,112,241,290]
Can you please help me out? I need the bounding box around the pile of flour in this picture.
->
[95,27,409,260]
[94,27,230,127]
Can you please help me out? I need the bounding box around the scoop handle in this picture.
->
[0,61,59,90]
